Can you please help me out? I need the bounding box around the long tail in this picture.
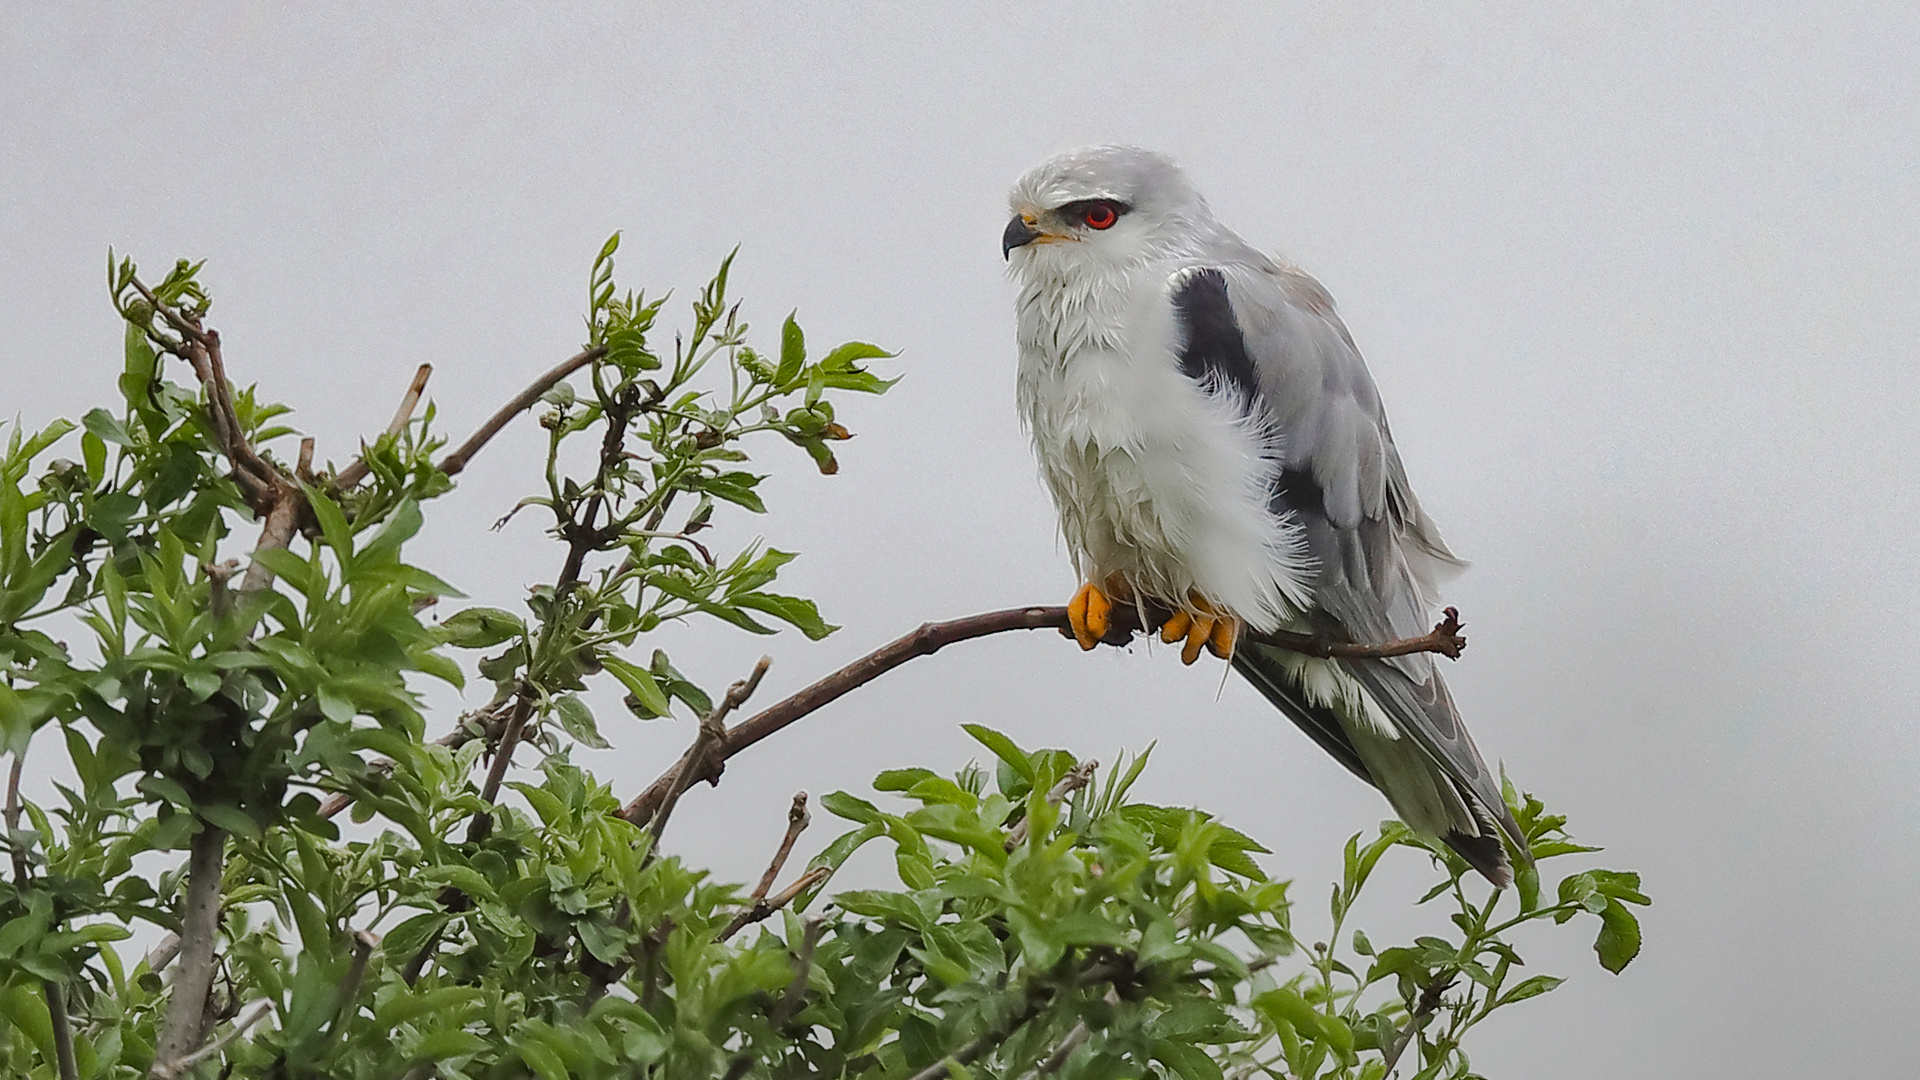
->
[1232,643,1527,886]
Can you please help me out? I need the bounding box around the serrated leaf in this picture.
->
[874,768,936,791]
[820,791,882,824]
[550,693,609,749]
[1594,898,1642,973]
[961,724,1035,783]
[777,313,806,387]
[733,592,836,640]
[603,656,671,718]
[438,607,525,649]
[1496,974,1564,1006]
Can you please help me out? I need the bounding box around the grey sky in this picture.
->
[5,4,1918,1076]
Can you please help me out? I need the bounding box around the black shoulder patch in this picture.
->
[1171,269,1260,404]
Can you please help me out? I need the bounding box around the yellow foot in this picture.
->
[1159,596,1241,665]
[1067,581,1114,651]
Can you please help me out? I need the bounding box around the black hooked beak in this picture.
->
[1002,215,1041,259]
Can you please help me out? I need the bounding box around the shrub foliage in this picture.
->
[0,239,1646,1079]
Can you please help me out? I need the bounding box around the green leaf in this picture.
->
[874,768,936,792]
[305,485,354,561]
[777,312,806,387]
[438,606,526,648]
[603,656,671,718]
[409,1029,489,1061]
[1496,974,1564,1006]
[1152,1039,1225,1080]
[819,341,894,371]
[82,407,130,447]
[820,791,882,824]
[1515,860,1541,915]
[701,473,766,513]
[961,724,1035,783]
[199,803,261,840]
[1594,898,1642,973]
[733,592,836,639]
[81,430,107,482]
[551,693,609,749]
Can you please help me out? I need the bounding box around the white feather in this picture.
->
[1011,240,1314,633]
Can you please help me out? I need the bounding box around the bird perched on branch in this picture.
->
[1003,146,1529,885]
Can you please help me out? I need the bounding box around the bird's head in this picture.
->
[1003,146,1209,277]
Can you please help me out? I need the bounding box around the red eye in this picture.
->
[1084,203,1118,229]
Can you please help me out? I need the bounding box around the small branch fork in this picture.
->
[717,792,828,943]
[1381,970,1456,1076]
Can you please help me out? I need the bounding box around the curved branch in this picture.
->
[438,345,607,477]
[620,605,1467,827]
[334,363,433,490]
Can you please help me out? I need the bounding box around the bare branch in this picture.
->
[152,1000,272,1080]
[718,795,822,943]
[755,793,810,900]
[238,493,302,594]
[335,363,433,490]
[1382,970,1456,1076]
[621,604,1468,828]
[622,609,1063,826]
[645,656,772,848]
[438,345,606,477]
[326,931,378,1037]
[769,914,825,1030]
[149,824,228,1077]
[466,692,535,845]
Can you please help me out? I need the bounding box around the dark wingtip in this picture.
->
[1444,828,1513,888]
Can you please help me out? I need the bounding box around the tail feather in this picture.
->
[1233,642,1523,887]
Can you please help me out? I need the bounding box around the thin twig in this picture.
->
[754,795,810,899]
[717,792,812,941]
[438,345,607,477]
[152,1000,272,1080]
[720,865,832,946]
[465,692,535,844]
[905,961,1128,1080]
[335,363,433,490]
[646,656,771,847]
[1381,970,1456,1076]
[769,914,825,1030]
[1005,758,1097,850]
[325,931,378,1038]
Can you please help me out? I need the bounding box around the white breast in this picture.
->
[1014,263,1314,633]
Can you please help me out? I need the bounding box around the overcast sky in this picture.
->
[6,4,1918,1076]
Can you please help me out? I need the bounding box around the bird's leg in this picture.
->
[1159,594,1240,665]
[1066,577,1129,650]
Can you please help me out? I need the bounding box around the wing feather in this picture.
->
[1192,260,1528,864]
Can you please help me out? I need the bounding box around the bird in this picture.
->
[1003,146,1529,885]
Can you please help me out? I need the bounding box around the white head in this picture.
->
[1003,146,1215,279]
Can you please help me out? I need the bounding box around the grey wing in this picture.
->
[1181,261,1527,865]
